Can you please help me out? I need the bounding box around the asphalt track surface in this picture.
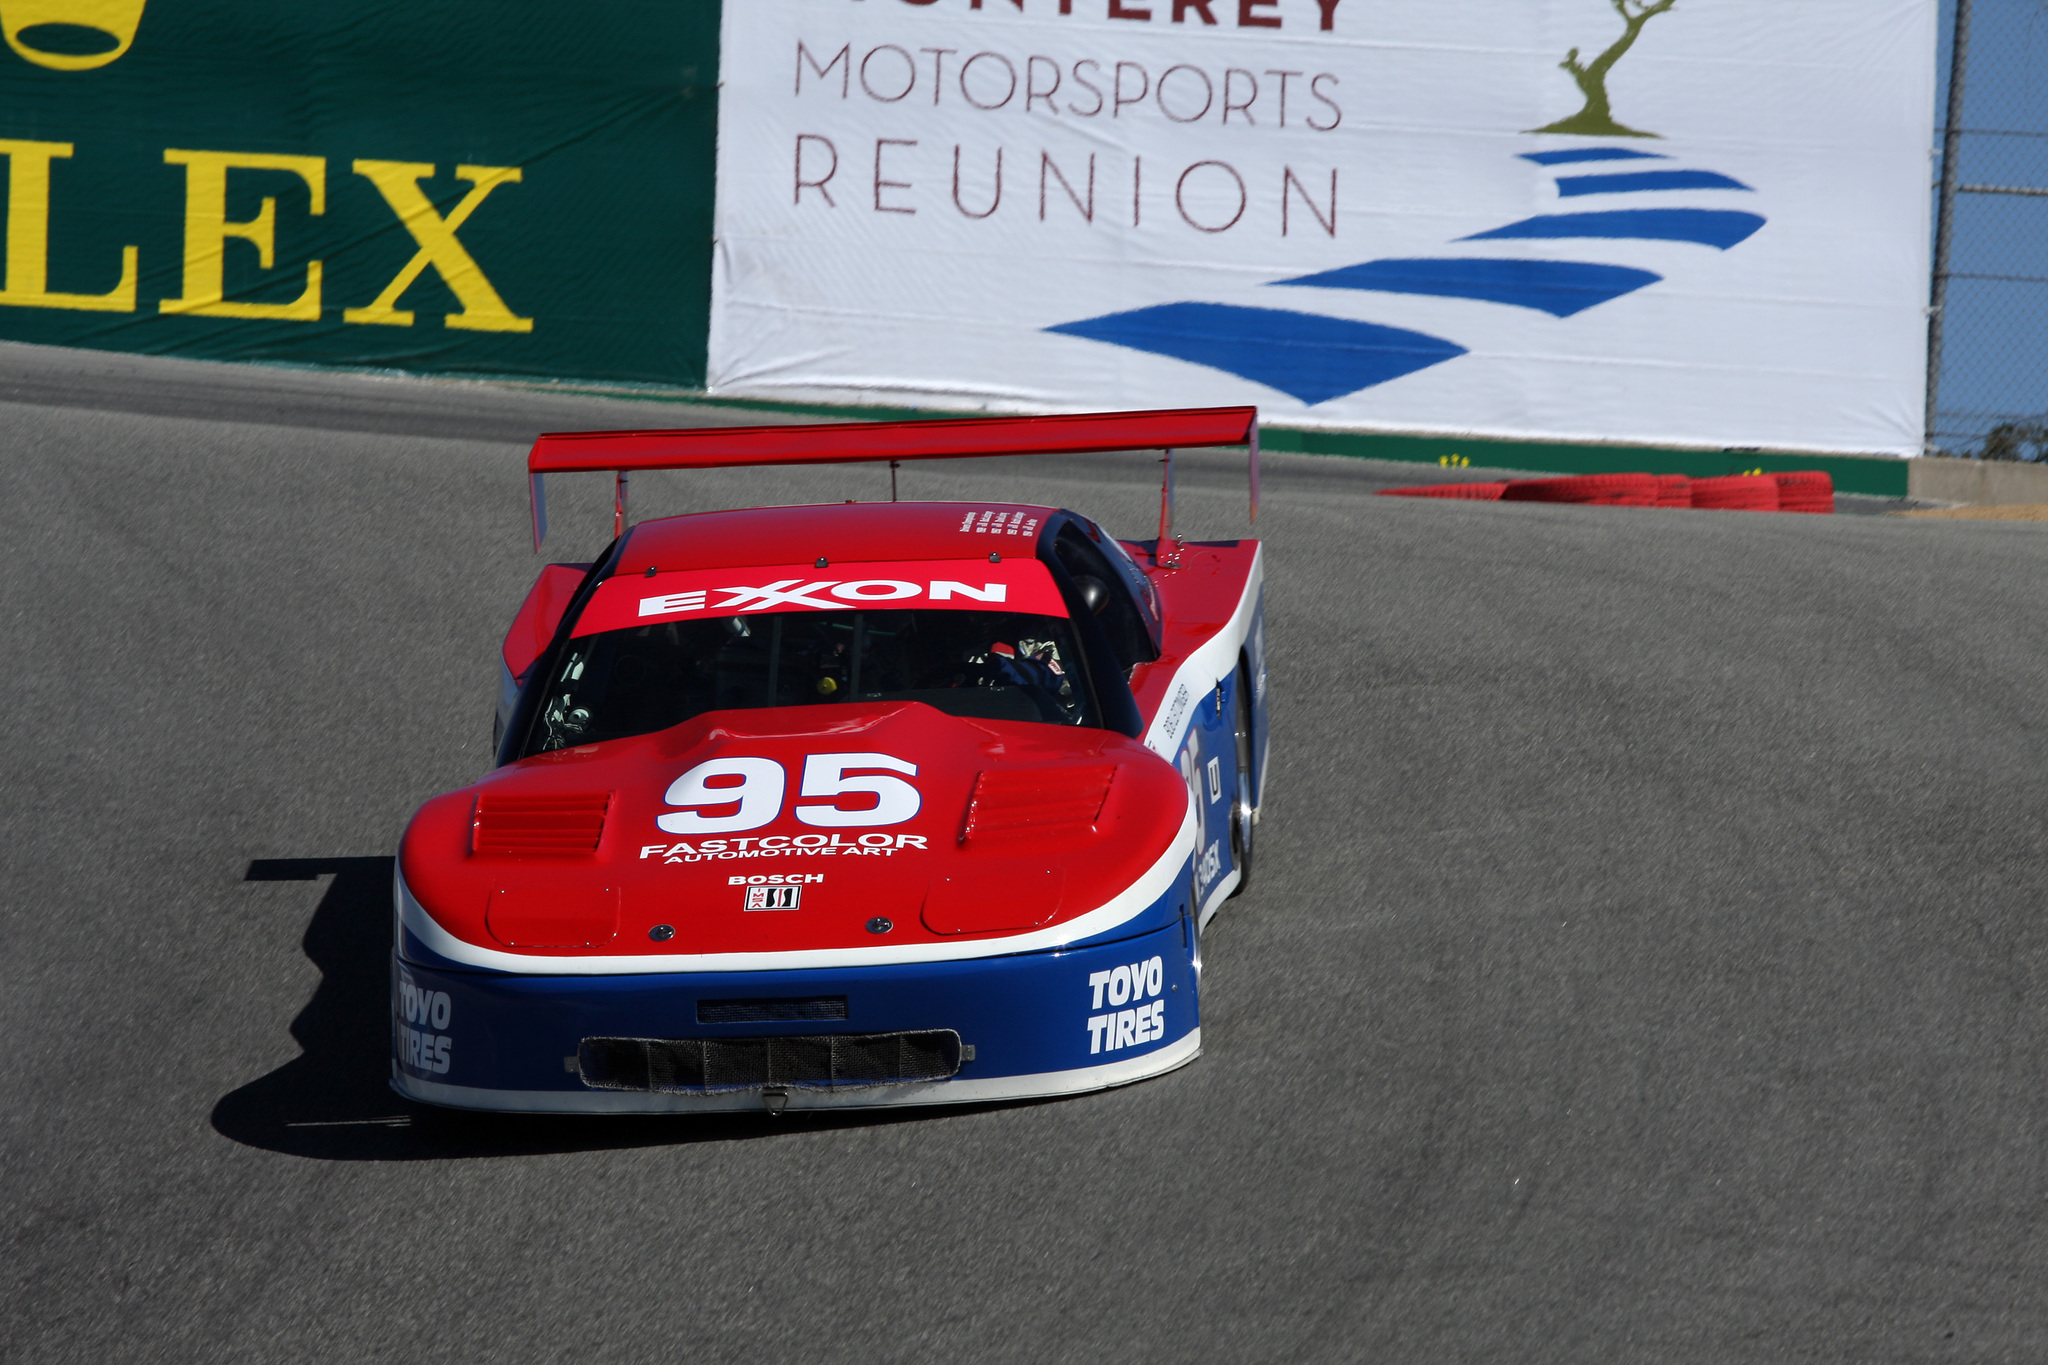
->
[7,343,2048,1363]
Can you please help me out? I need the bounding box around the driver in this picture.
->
[979,639,1066,692]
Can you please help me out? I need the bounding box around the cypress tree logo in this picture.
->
[1045,0,1763,411]
[3,0,146,71]
[1529,0,1676,138]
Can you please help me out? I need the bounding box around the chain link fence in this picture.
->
[1928,2,2048,458]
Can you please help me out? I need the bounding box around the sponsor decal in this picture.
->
[573,557,1069,637]
[1159,682,1192,748]
[958,509,1040,538]
[1197,838,1222,891]
[729,872,824,908]
[395,969,452,1075]
[1087,955,1166,1055]
[642,832,928,864]
[642,577,980,616]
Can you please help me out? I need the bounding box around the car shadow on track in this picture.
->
[211,856,1015,1161]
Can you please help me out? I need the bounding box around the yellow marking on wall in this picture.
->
[346,162,532,333]
[159,149,327,320]
[2,0,146,71]
[0,138,136,311]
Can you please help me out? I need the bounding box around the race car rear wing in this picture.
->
[525,406,1260,567]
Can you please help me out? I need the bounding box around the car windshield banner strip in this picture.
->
[571,558,1069,637]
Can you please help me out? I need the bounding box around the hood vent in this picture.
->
[960,764,1117,845]
[472,791,613,856]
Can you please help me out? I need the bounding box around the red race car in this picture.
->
[392,407,1269,1113]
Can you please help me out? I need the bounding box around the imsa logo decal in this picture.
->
[732,872,822,909]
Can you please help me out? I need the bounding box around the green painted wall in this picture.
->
[1257,426,1910,497]
[0,0,720,385]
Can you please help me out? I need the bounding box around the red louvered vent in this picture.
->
[960,765,1117,845]
[473,791,612,856]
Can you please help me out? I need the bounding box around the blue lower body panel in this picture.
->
[391,919,1201,1113]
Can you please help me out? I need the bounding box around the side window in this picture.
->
[1054,524,1159,670]
[1095,528,1162,631]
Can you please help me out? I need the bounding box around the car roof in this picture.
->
[614,501,1064,575]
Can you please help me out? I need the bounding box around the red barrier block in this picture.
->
[1691,474,1781,511]
[1500,474,1659,507]
[1773,471,1834,514]
[1376,482,1510,500]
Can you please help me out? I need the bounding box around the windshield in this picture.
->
[524,608,1099,754]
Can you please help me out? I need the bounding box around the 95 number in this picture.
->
[656,752,921,835]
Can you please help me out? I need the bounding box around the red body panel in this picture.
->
[401,703,1188,959]
[501,563,590,681]
[1125,539,1263,727]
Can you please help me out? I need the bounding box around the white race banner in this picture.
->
[709,0,1935,455]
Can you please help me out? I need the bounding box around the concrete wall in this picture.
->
[1909,457,2048,507]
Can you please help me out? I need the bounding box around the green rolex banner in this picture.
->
[0,0,719,385]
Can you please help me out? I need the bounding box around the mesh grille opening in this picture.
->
[473,791,612,855]
[697,996,850,1025]
[578,1030,961,1094]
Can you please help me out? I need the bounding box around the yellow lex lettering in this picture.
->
[345,161,532,332]
[160,149,326,320]
[0,138,137,312]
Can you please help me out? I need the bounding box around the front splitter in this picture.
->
[392,1028,1200,1114]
